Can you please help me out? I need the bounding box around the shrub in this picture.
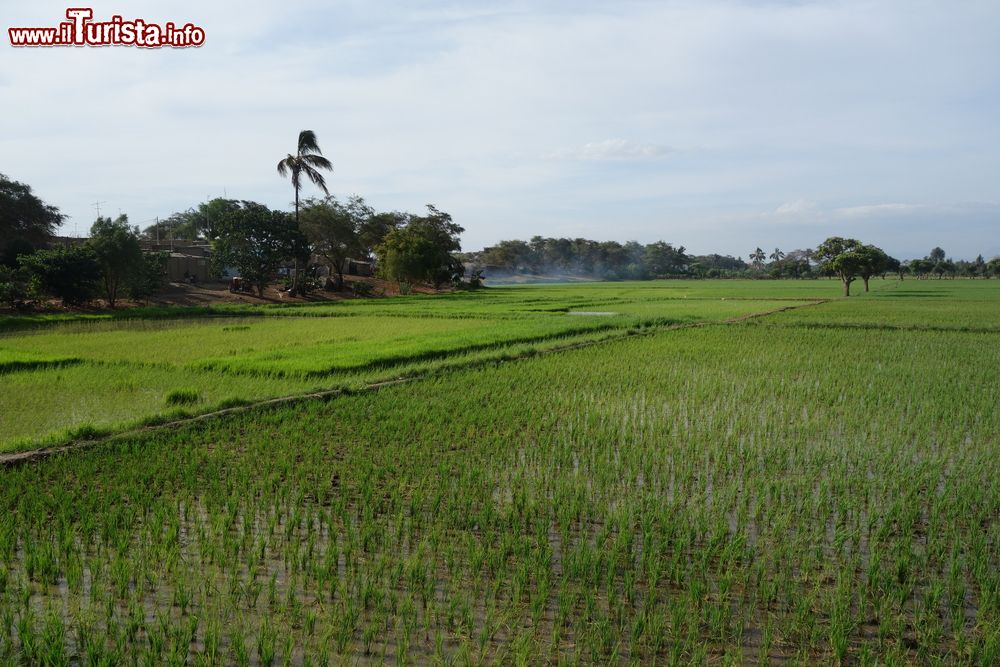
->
[126,252,168,302]
[0,266,30,308]
[352,280,376,297]
[18,246,101,306]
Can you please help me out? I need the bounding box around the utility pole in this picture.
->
[92,200,106,218]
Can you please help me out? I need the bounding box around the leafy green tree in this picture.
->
[359,211,406,262]
[127,252,168,303]
[142,210,199,241]
[211,202,307,297]
[18,246,101,306]
[909,258,932,278]
[812,237,867,296]
[0,265,30,307]
[767,253,813,279]
[987,257,1000,279]
[883,255,903,280]
[0,173,63,264]
[693,254,748,274]
[478,240,537,273]
[972,254,986,278]
[595,241,632,279]
[924,247,951,279]
[2,238,38,270]
[957,259,977,279]
[377,228,428,286]
[467,269,485,288]
[376,205,464,287]
[299,195,370,289]
[855,245,891,292]
[88,214,143,307]
[644,242,689,277]
[143,199,241,241]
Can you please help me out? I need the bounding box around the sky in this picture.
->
[2,0,998,260]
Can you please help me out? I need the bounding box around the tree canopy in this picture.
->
[211,202,308,296]
[18,246,100,306]
[376,205,464,287]
[142,198,241,241]
[0,173,63,265]
[299,195,371,288]
[854,245,892,293]
[89,214,143,307]
[812,237,866,296]
[470,237,692,280]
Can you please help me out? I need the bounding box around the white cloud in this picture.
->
[833,203,924,218]
[774,199,820,216]
[546,139,671,161]
[767,200,924,224]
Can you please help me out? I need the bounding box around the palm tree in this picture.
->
[277,130,333,294]
[277,130,333,223]
[769,247,784,263]
[750,247,766,269]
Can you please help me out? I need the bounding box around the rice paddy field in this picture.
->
[0,282,818,449]
[1,278,998,665]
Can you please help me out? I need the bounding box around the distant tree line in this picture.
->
[199,195,462,297]
[1,174,166,307]
[4,211,166,307]
[463,238,692,280]
[4,160,1000,307]
[202,130,465,296]
[464,236,1000,289]
[465,238,820,280]
[1,129,467,307]
[904,246,1000,280]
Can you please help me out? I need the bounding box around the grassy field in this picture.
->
[0,281,824,448]
[1,278,998,664]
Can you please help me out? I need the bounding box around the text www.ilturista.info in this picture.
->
[9,8,205,48]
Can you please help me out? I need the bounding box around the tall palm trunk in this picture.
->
[291,186,301,295]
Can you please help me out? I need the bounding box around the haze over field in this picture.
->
[3,0,998,257]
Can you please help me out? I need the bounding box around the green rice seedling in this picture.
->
[40,609,69,667]
[201,616,221,665]
[1,279,998,663]
[1,281,823,449]
[256,616,277,667]
[230,624,249,667]
[16,608,37,663]
[165,389,200,406]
